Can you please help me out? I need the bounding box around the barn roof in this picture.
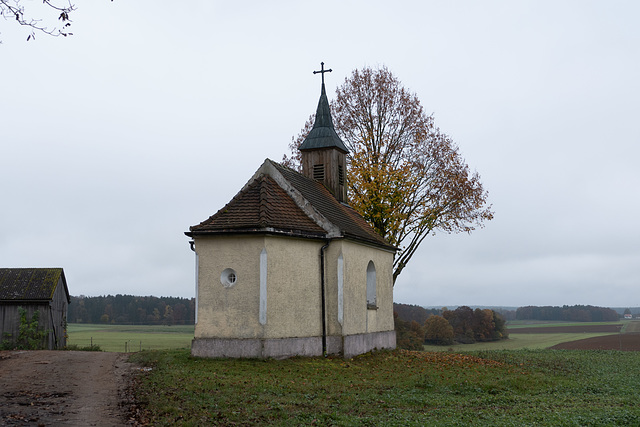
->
[186,159,395,251]
[0,268,70,303]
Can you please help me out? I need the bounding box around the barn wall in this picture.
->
[0,303,51,349]
[1,304,20,344]
[50,277,69,348]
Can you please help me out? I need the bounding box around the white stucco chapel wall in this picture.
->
[192,233,395,358]
[194,235,323,340]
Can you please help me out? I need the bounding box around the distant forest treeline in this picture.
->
[394,303,622,324]
[393,303,517,324]
[515,305,619,322]
[392,303,623,351]
[68,295,195,325]
[67,297,621,326]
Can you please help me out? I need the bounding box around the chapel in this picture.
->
[185,64,397,358]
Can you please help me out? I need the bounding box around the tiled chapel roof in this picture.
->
[0,268,70,302]
[270,161,392,247]
[186,172,326,237]
[187,160,395,250]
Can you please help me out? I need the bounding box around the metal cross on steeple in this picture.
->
[313,62,332,85]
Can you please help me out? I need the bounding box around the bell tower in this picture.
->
[299,62,349,203]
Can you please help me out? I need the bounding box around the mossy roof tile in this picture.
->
[0,268,69,302]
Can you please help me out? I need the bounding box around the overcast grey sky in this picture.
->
[2,1,638,308]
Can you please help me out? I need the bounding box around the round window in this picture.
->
[220,268,238,288]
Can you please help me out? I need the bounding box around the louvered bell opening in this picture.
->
[313,164,325,181]
[338,165,344,186]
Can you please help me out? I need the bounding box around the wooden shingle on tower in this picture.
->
[186,64,396,359]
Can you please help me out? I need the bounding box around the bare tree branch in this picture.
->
[1,0,75,41]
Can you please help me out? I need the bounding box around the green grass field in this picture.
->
[506,320,624,329]
[423,321,626,352]
[67,323,194,352]
[423,332,615,352]
[68,321,627,353]
[130,348,640,425]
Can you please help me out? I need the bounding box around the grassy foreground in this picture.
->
[130,348,640,426]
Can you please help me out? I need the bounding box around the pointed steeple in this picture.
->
[299,63,349,153]
[299,62,349,203]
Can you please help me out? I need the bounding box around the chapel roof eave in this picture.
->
[341,232,398,252]
[184,228,327,240]
[185,228,396,251]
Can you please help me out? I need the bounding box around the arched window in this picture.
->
[366,261,377,308]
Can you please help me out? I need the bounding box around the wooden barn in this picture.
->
[0,268,70,350]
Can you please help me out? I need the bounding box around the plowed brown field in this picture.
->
[551,333,640,351]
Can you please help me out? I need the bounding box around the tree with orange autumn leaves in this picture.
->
[283,66,493,283]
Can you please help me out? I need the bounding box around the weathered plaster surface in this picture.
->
[193,234,395,359]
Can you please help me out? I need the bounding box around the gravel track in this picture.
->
[0,351,138,426]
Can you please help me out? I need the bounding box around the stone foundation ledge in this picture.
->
[342,330,396,359]
[191,330,396,359]
[191,336,322,359]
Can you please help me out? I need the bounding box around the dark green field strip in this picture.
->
[512,324,622,334]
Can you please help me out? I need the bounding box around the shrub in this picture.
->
[64,344,103,351]
[1,307,50,350]
[394,312,426,350]
[424,315,454,345]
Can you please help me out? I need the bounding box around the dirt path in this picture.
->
[0,350,138,426]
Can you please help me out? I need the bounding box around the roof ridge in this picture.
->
[258,175,269,227]
[193,177,258,229]
[186,168,327,237]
